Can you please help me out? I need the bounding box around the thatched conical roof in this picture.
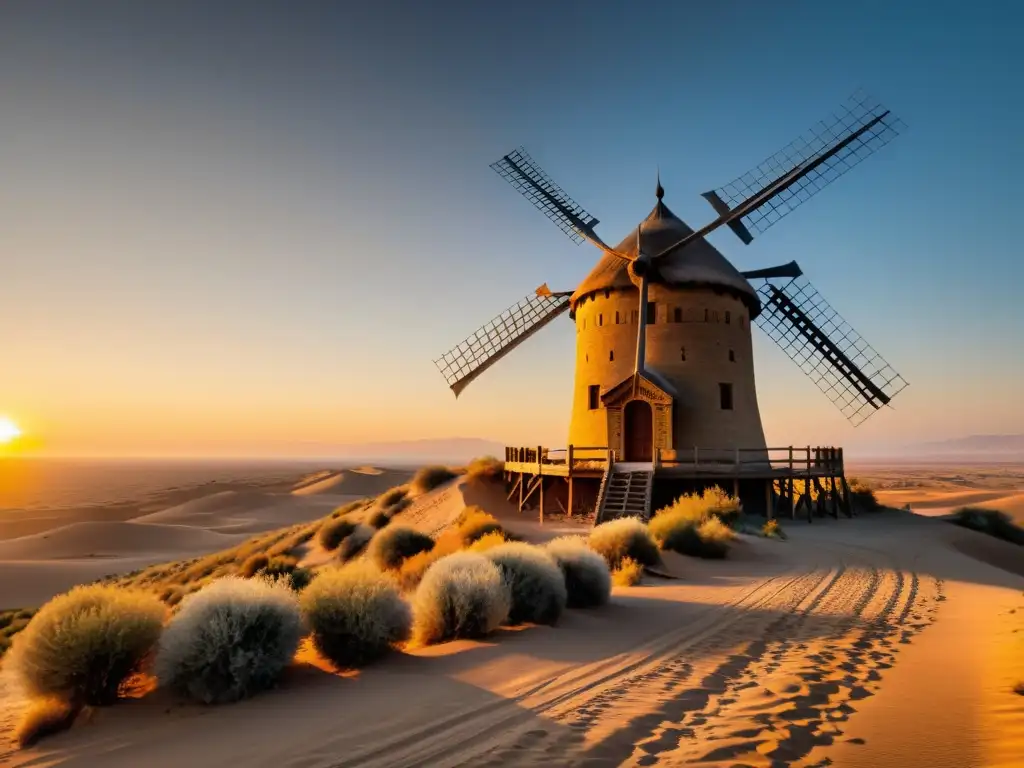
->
[570,193,760,316]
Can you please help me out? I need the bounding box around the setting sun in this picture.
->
[0,416,22,444]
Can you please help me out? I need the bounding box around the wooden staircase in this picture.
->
[595,465,654,524]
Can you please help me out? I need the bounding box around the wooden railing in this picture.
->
[505,445,845,475]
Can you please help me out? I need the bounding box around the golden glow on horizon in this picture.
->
[0,417,22,445]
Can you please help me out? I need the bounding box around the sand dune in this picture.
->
[291,468,411,498]
[2,508,1020,768]
[0,521,237,561]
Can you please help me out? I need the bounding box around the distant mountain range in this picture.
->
[910,434,1024,459]
[291,437,506,465]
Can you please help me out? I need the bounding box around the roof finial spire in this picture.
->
[655,168,664,201]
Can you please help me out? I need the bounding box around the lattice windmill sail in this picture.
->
[434,90,909,428]
[749,272,908,426]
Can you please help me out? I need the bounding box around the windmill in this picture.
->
[436,90,907,426]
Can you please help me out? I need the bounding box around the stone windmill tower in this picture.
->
[434,92,909,519]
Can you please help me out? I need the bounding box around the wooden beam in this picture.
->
[539,476,545,525]
[506,473,523,502]
[567,475,574,518]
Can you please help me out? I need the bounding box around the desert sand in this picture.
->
[0,466,1022,767]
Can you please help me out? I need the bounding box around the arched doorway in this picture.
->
[623,399,653,462]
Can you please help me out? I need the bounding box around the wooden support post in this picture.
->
[805,445,813,524]
[567,476,574,518]
[765,479,774,520]
[788,446,795,520]
[518,470,524,513]
[733,448,740,498]
[539,476,545,525]
[694,445,699,469]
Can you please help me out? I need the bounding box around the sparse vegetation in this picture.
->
[468,531,509,552]
[465,456,504,483]
[411,552,510,645]
[762,519,786,539]
[612,557,644,586]
[7,585,165,706]
[0,608,36,657]
[411,465,458,494]
[155,576,302,705]
[378,486,409,507]
[301,562,411,669]
[588,517,661,570]
[848,478,881,512]
[649,489,741,559]
[949,507,1024,545]
[544,536,612,608]
[332,499,369,519]
[484,543,566,626]
[368,526,435,571]
[318,518,358,551]
[338,524,376,563]
[240,553,270,577]
[15,697,79,747]
[456,507,505,544]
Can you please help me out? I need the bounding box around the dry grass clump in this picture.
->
[338,524,375,563]
[396,530,464,592]
[240,553,270,577]
[612,557,644,586]
[848,478,881,512]
[14,697,80,747]
[332,499,369,519]
[544,536,612,608]
[411,552,510,645]
[949,507,1024,545]
[589,517,661,570]
[368,526,435,571]
[411,465,457,494]
[378,486,409,507]
[1013,681,1024,696]
[301,562,411,669]
[484,542,566,626]
[649,507,735,559]
[456,506,505,544]
[155,576,302,705]
[468,531,508,552]
[655,487,742,527]
[0,608,36,657]
[7,585,165,706]
[465,456,504,483]
[762,518,786,539]
[318,518,358,551]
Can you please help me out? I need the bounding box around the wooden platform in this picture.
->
[503,444,851,522]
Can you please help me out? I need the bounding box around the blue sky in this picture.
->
[1,0,1021,457]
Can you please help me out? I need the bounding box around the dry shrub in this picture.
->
[544,536,612,608]
[484,543,566,626]
[338,524,375,563]
[240,553,270,578]
[848,478,881,512]
[456,507,505,544]
[332,499,368,519]
[1013,681,1024,696]
[15,697,79,747]
[412,552,510,645]
[762,519,786,539]
[588,517,661,570]
[465,456,504,483]
[301,562,411,669]
[318,518,358,551]
[368,526,435,571]
[655,487,742,527]
[650,510,734,559]
[367,507,392,529]
[411,465,457,494]
[155,577,302,704]
[7,585,165,706]
[397,531,464,592]
[468,531,508,552]
[612,557,644,586]
[950,507,1024,545]
[378,486,409,507]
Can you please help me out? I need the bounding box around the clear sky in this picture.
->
[1,0,1022,458]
